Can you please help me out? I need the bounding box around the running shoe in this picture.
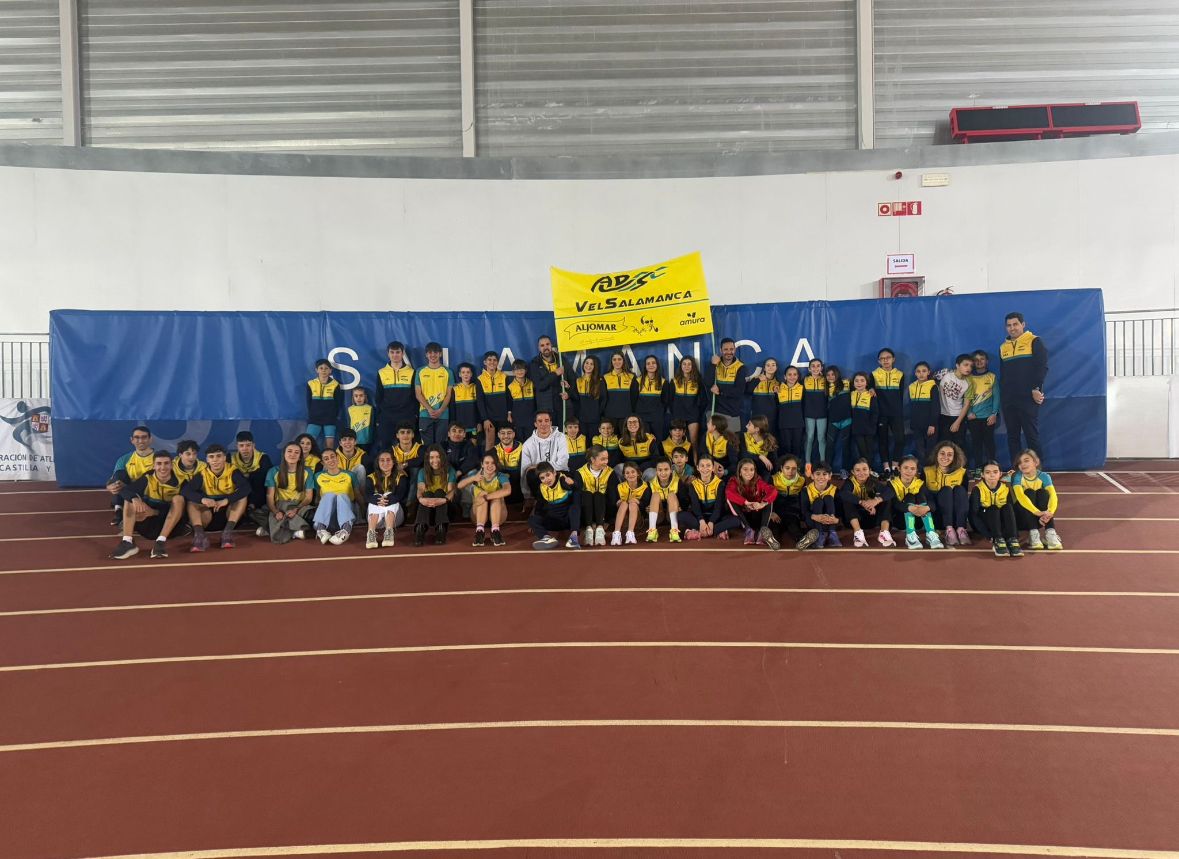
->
[625,531,638,545]
[668,529,682,543]
[191,532,209,553]
[853,530,868,548]
[594,525,607,547]
[878,530,896,548]
[1028,529,1044,550]
[532,535,559,550]
[255,526,267,538]
[717,530,730,541]
[1007,540,1024,558]
[905,532,922,550]
[956,527,972,546]
[293,529,307,540]
[565,534,581,549]
[684,529,701,541]
[150,542,168,559]
[317,529,331,545]
[610,531,623,546]
[827,531,842,548]
[110,509,123,527]
[366,529,379,549]
[758,527,780,551]
[110,539,138,560]
[646,529,659,543]
[926,530,944,549]
[381,529,395,547]
[490,530,506,547]
[795,529,820,551]
[583,527,595,547]
[814,530,828,548]
[992,538,1009,557]
[473,529,486,547]
[743,528,756,545]
[944,527,958,546]
[1044,528,1062,550]
[329,528,350,545]
[220,529,235,550]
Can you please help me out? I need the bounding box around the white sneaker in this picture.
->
[610,531,623,546]
[329,528,350,545]
[926,531,945,550]
[905,532,923,550]
[1044,528,1063,550]
[293,529,307,540]
[594,525,607,546]
[365,529,378,550]
[317,529,331,544]
[583,527,595,547]
[853,529,868,548]
[878,530,896,548]
[255,526,267,538]
[1028,529,1044,550]
[625,531,637,545]
[381,529,395,547]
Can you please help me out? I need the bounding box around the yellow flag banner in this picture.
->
[550,251,714,352]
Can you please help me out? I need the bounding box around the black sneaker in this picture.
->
[490,529,506,547]
[150,542,168,559]
[1007,540,1024,558]
[110,509,123,527]
[413,525,426,547]
[434,525,447,545]
[992,538,1009,557]
[473,529,486,547]
[110,539,138,560]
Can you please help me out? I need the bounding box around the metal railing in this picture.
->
[1106,310,1179,377]
[0,334,50,399]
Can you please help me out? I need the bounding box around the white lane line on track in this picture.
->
[74,836,1179,858]
[3,545,1179,578]
[7,717,1179,755]
[6,640,1179,674]
[1097,472,1133,494]
[5,586,1179,618]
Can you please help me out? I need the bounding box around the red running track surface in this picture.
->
[1,476,1179,859]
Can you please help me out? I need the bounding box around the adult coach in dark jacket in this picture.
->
[529,335,571,428]
[999,311,1048,465]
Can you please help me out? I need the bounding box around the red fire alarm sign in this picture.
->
[878,201,923,217]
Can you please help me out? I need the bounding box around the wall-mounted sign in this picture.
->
[887,254,916,275]
[878,201,923,217]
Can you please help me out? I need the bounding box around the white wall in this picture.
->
[2,151,1178,333]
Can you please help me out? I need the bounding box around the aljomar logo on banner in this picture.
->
[551,252,714,351]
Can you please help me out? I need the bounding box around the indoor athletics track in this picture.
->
[2,463,1179,859]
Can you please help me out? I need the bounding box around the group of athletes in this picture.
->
[106,312,1062,560]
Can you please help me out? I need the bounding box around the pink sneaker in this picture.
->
[717,530,730,541]
[878,530,896,548]
[944,527,958,546]
[684,529,701,541]
[956,526,972,546]
[743,528,756,545]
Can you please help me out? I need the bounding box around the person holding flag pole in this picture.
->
[529,335,570,430]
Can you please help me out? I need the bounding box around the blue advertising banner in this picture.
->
[51,288,1105,485]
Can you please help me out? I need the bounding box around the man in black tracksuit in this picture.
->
[529,335,571,429]
[999,312,1049,465]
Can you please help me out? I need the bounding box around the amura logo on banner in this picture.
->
[550,251,714,351]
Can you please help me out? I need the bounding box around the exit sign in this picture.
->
[877,201,923,217]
